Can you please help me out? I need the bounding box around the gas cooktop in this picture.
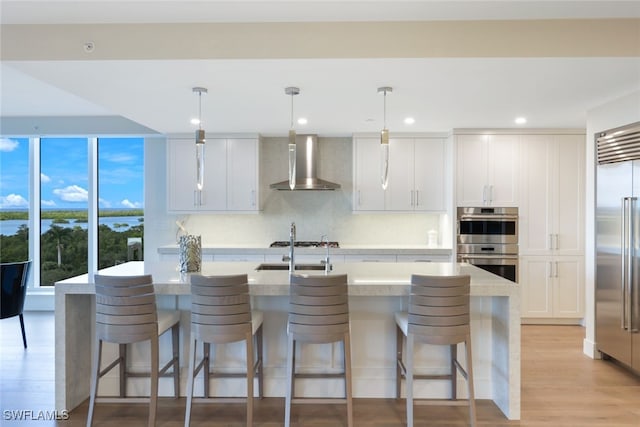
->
[270,241,340,248]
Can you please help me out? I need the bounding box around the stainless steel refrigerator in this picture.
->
[596,122,640,373]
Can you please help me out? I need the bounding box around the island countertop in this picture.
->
[57,260,516,298]
[55,261,520,421]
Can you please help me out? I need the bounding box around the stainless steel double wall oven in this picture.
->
[456,207,519,282]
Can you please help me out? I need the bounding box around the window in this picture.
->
[39,138,88,286]
[98,137,144,268]
[0,137,30,262]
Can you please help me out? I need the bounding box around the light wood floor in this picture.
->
[1,312,640,426]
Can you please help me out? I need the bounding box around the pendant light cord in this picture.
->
[198,91,203,130]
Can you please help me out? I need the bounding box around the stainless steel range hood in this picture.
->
[270,134,341,191]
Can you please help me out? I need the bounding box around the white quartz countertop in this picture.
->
[56,261,517,297]
[157,244,452,256]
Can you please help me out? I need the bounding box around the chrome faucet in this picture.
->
[321,234,332,273]
[282,222,296,275]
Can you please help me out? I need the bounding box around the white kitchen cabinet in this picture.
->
[456,133,519,207]
[519,134,584,256]
[387,138,446,211]
[353,137,386,211]
[167,136,260,213]
[520,255,584,320]
[354,136,446,212]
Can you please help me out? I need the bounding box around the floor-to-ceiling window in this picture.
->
[39,138,89,286]
[0,137,30,262]
[0,135,145,287]
[97,137,144,268]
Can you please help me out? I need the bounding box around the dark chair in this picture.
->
[1,260,32,348]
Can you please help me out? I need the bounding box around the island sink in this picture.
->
[255,263,326,271]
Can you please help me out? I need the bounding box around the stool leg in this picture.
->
[86,339,102,427]
[284,334,295,427]
[396,324,403,399]
[406,335,414,427]
[148,336,159,427]
[119,344,127,397]
[343,333,353,427]
[203,342,211,398]
[184,335,197,427]
[465,337,477,427]
[172,323,180,398]
[256,324,264,399]
[451,343,457,400]
[245,331,254,427]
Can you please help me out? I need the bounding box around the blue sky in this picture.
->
[0,137,144,210]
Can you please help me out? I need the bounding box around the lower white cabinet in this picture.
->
[520,255,584,320]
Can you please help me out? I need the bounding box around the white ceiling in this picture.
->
[1,1,640,136]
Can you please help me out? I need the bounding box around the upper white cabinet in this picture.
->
[456,134,519,207]
[353,135,447,212]
[167,136,260,213]
[519,134,584,256]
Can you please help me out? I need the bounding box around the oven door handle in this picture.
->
[458,254,519,260]
[458,214,518,221]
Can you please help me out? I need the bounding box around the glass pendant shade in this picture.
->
[285,86,300,190]
[378,86,392,190]
[380,128,389,190]
[195,129,205,191]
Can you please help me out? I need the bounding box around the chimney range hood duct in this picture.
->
[270,135,341,191]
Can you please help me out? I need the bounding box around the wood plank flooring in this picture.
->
[1,312,640,426]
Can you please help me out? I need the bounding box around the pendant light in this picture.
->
[193,87,207,194]
[285,86,300,190]
[378,86,392,190]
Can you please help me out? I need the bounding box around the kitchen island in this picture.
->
[55,261,520,420]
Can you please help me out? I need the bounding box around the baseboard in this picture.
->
[520,318,583,325]
[583,338,599,359]
[24,293,55,311]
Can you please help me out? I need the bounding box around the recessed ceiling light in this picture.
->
[297,117,308,125]
[404,117,415,125]
[515,117,527,125]
[190,118,200,125]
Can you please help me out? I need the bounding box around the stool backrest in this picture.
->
[289,274,349,343]
[1,260,31,319]
[94,274,158,344]
[190,274,252,343]
[408,274,471,345]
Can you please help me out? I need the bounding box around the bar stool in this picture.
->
[285,274,352,427]
[395,274,476,427]
[184,274,264,427]
[87,274,180,427]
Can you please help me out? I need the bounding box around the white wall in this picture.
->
[144,136,446,262]
[584,90,640,358]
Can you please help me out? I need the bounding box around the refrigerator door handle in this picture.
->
[623,197,630,330]
[631,197,638,333]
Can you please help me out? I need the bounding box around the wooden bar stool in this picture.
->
[184,274,264,427]
[87,274,180,427]
[285,273,352,427]
[395,274,476,427]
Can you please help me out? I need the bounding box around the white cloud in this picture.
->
[53,185,88,202]
[0,138,19,152]
[41,200,56,207]
[0,193,28,208]
[41,173,51,183]
[99,198,111,208]
[121,199,141,209]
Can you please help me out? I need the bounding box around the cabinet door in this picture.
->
[552,256,584,318]
[199,138,227,211]
[519,135,553,255]
[553,135,584,255]
[414,138,446,211]
[456,134,488,206]
[520,256,553,318]
[167,139,199,211]
[353,137,385,211]
[486,134,519,206]
[386,138,414,211]
[167,138,226,211]
[227,138,259,211]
